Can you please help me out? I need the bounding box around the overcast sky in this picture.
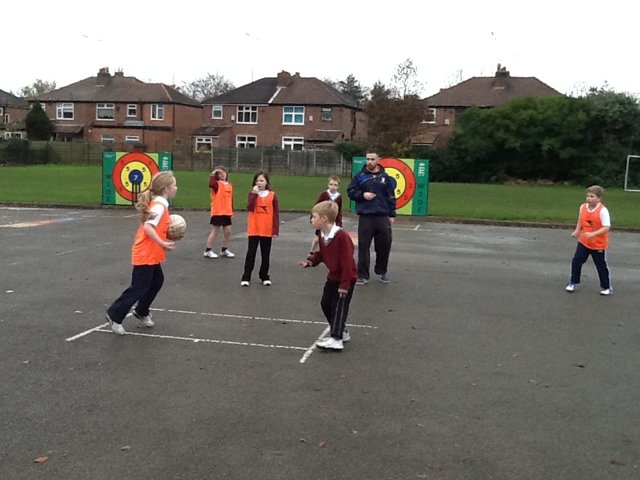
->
[4,0,638,98]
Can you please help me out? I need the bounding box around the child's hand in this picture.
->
[298,260,311,268]
[570,229,579,238]
[163,240,176,251]
[252,185,260,193]
[338,288,348,298]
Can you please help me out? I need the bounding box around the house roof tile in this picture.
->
[0,88,29,107]
[202,72,359,108]
[37,69,201,107]
[425,70,562,108]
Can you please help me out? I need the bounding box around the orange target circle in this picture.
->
[379,158,416,209]
[112,152,159,202]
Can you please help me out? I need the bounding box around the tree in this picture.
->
[25,101,53,140]
[390,58,424,98]
[181,73,235,102]
[17,79,57,100]
[323,74,368,103]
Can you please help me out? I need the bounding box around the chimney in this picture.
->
[114,69,124,78]
[277,70,292,87]
[97,67,111,86]
[492,64,510,89]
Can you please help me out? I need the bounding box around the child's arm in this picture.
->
[570,219,581,238]
[584,225,610,239]
[143,223,175,250]
[209,172,220,192]
[272,194,280,237]
[247,191,258,211]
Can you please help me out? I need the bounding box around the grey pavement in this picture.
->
[1,206,639,480]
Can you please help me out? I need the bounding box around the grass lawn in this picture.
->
[2,165,640,228]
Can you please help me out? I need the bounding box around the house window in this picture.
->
[151,103,164,120]
[237,106,257,124]
[96,103,115,120]
[282,136,304,150]
[212,105,223,119]
[283,106,304,125]
[0,107,3,120]
[236,135,257,148]
[4,132,23,139]
[3,114,9,123]
[321,107,332,122]
[125,135,140,143]
[101,135,115,144]
[56,103,74,120]
[422,108,436,124]
[127,104,137,117]
[195,136,213,152]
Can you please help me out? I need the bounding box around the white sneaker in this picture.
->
[565,283,577,292]
[240,280,250,287]
[106,313,125,336]
[220,250,235,258]
[133,310,154,327]
[600,288,612,296]
[342,330,351,342]
[262,279,272,286]
[203,250,219,259]
[316,337,344,350]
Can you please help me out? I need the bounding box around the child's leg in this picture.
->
[570,243,590,284]
[320,280,339,327]
[206,225,220,249]
[107,265,156,323]
[222,225,232,249]
[591,250,611,289]
[330,282,355,339]
[258,236,273,281]
[242,236,259,281]
[135,265,165,316]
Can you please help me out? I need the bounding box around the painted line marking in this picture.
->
[66,323,109,342]
[299,327,329,364]
[93,328,308,351]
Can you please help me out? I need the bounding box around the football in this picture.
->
[167,214,187,240]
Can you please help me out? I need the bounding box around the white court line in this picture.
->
[93,328,308,351]
[299,327,329,364]
[66,322,109,342]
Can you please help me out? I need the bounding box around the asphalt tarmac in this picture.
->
[1,206,639,480]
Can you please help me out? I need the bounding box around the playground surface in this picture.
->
[1,206,639,480]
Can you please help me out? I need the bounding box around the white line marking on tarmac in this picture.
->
[414,224,421,230]
[93,328,308,350]
[150,307,377,330]
[299,327,329,364]
[66,323,109,342]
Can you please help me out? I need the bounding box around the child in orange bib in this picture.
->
[106,171,178,335]
[241,170,279,286]
[565,185,612,295]
[203,166,235,259]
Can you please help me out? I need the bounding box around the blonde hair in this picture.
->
[328,175,340,184]
[136,171,176,222]
[312,200,338,223]
[586,185,604,198]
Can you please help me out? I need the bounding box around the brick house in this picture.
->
[195,70,367,151]
[412,65,562,147]
[36,67,202,151]
[0,88,29,139]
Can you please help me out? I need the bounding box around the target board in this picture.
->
[102,152,173,205]
[350,157,429,216]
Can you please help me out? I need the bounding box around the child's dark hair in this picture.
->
[214,165,229,181]
[136,171,175,222]
[252,170,271,190]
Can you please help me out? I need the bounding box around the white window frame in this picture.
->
[422,108,436,124]
[195,136,213,151]
[212,105,223,119]
[151,103,165,121]
[127,104,137,117]
[101,135,115,143]
[236,106,258,124]
[236,135,257,148]
[3,114,9,123]
[4,131,23,139]
[282,136,304,150]
[125,135,140,143]
[321,107,332,122]
[0,107,3,117]
[56,103,74,120]
[283,106,304,125]
[96,103,115,120]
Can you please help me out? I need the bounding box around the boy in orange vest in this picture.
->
[566,185,612,295]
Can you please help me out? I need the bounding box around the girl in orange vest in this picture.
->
[203,166,235,259]
[106,171,178,335]
[241,170,280,286]
[566,185,612,295]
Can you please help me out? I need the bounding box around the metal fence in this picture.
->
[0,140,351,176]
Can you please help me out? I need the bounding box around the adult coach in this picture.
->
[347,151,396,284]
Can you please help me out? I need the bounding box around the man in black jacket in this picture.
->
[347,151,397,284]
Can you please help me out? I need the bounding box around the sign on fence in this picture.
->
[102,151,173,205]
